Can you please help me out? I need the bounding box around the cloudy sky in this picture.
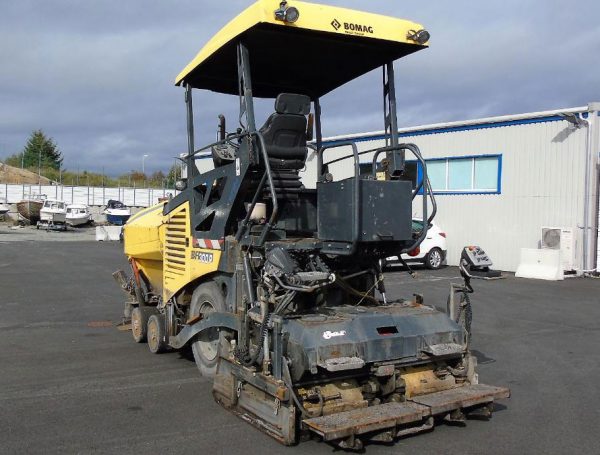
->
[1,0,599,176]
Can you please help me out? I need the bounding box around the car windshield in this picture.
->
[412,220,424,231]
[411,220,434,233]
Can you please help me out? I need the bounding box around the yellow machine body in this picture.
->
[123,201,222,302]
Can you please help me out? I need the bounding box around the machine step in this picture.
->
[302,383,510,443]
[303,401,430,441]
[410,383,510,415]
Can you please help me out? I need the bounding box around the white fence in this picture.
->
[0,183,178,207]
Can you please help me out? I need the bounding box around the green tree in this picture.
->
[22,130,63,170]
[166,163,181,187]
[148,170,166,187]
[3,153,23,167]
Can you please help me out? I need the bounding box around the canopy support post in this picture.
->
[184,83,199,179]
[383,63,404,177]
[237,42,257,133]
[314,98,324,181]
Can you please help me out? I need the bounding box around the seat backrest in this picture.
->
[259,93,310,167]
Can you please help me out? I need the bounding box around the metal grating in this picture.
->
[164,208,187,286]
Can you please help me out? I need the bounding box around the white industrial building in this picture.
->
[300,103,600,273]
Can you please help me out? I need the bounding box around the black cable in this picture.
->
[334,276,380,305]
[282,358,309,418]
[235,312,271,367]
[398,256,416,278]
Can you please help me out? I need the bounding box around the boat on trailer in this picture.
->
[37,199,67,231]
[66,204,92,226]
[17,194,46,224]
[103,200,131,225]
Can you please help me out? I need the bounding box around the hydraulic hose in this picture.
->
[235,311,270,367]
[282,357,309,418]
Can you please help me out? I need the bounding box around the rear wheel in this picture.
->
[131,307,147,343]
[190,281,230,377]
[425,247,443,270]
[147,314,168,354]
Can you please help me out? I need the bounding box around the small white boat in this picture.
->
[66,204,92,226]
[38,199,67,230]
[0,198,9,215]
[103,200,131,225]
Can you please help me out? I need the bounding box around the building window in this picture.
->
[448,158,472,190]
[427,161,446,191]
[474,156,500,190]
[419,155,501,194]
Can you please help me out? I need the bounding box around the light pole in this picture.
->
[142,154,149,176]
[38,144,42,184]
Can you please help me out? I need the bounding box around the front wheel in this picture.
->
[425,247,443,270]
[189,281,230,378]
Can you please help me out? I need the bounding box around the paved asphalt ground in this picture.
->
[1,241,599,454]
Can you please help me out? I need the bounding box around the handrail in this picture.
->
[399,143,437,254]
[252,131,279,246]
[320,141,361,255]
[323,146,381,168]
[322,144,400,169]
[184,132,246,159]
[234,171,267,242]
[370,149,386,179]
[224,130,278,245]
[319,141,437,256]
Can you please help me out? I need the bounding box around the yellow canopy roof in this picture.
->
[176,0,428,98]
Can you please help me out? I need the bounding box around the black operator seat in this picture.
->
[259,93,316,235]
[259,93,311,198]
[259,93,310,171]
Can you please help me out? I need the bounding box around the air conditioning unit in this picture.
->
[541,227,578,271]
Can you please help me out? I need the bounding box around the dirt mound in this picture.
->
[0,163,52,184]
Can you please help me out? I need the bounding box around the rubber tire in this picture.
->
[189,281,229,378]
[425,247,443,270]
[147,314,168,354]
[131,306,147,343]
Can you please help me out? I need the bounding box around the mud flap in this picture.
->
[302,384,510,445]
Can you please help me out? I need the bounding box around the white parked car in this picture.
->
[384,219,447,270]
